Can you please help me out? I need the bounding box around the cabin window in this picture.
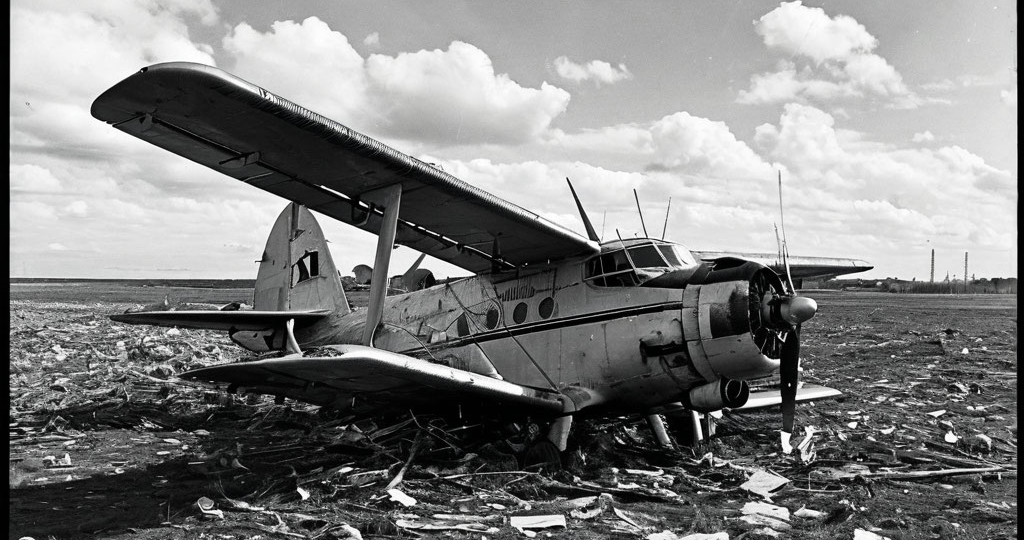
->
[485,307,501,329]
[584,249,640,287]
[538,297,555,319]
[513,302,528,324]
[291,251,320,287]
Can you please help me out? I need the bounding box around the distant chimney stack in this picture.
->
[930,249,935,282]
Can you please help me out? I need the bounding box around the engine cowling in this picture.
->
[679,265,789,382]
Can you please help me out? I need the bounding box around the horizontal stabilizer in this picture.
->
[110,309,330,331]
[733,383,842,411]
[183,344,566,414]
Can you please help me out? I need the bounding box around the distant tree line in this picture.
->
[816,277,1017,294]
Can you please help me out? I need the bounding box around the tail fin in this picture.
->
[254,203,350,315]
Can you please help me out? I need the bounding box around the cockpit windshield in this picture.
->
[585,241,697,287]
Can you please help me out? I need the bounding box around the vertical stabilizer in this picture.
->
[254,203,350,315]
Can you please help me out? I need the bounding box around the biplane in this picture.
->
[92,63,870,463]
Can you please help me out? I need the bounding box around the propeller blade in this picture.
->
[777,171,797,295]
[779,326,800,454]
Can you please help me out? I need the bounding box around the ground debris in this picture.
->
[740,470,790,500]
[9,290,1018,540]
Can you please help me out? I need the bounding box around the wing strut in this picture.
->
[362,184,402,346]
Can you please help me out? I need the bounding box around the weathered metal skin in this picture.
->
[281,248,781,415]
[210,205,788,418]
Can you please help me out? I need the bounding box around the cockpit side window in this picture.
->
[585,242,701,287]
[584,249,640,287]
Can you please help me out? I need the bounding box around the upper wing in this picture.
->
[91,63,599,274]
[182,344,567,416]
[692,251,873,281]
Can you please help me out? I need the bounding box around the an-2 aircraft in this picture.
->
[92,63,869,464]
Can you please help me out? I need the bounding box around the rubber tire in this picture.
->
[522,440,562,472]
[665,414,700,447]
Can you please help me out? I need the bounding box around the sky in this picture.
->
[10,1,1018,281]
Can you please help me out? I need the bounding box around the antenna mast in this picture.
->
[633,189,648,238]
[660,197,672,240]
[566,178,600,242]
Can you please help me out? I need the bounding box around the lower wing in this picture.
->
[733,383,842,411]
[110,309,330,331]
[181,344,568,416]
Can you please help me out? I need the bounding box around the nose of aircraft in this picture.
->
[779,296,817,326]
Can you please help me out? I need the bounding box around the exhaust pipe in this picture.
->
[685,378,750,413]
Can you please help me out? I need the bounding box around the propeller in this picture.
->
[776,170,811,454]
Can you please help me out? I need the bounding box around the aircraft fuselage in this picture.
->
[292,239,787,415]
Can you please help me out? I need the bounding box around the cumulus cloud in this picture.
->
[646,113,776,179]
[1001,88,1017,106]
[11,2,218,160]
[553,56,633,85]
[547,111,775,182]
[363,31,380,48]
[10,164,63,193]
[912,131,935,143]
[365,41,570,143]
[752,103,1015,256]
[62,200,90,218]
[225,19,570,144]
[755,1,876,63]
[739,1,933,109]
[10,7,576,277]
[224,17,370,124]
[9,3,1013,280]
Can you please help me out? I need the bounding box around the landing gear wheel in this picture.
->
[665,412,715,447]
[665,415,699,447]
[522,440,562,472]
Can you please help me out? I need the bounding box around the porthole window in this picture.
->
[538,297,555,319]
[485,307,500,329]
[512,302,528,324]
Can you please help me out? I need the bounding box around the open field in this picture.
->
[9,282,1017,539]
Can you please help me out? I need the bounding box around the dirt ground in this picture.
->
[9,283,1017,539]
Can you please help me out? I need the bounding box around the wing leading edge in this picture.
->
[91,63,599,274]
